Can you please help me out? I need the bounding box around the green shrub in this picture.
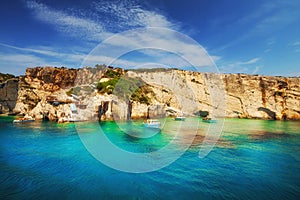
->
[66,87,82,96]
[97,78,119,94]
[130,87,151,105]
[103,69,122,78]
[96,76,153,105]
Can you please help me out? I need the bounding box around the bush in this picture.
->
[66,87,82,96]
[97,78,119,94]
[103,69,122,78]
[130,87,151,105]
[96,76,153,105]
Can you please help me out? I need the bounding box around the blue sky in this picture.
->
[0,0,300,76]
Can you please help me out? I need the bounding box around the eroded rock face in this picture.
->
[1,66,300,120]
[222,74,300,120]
[25,67,78,91]
[0,78,19,114]
[127,70,300,120]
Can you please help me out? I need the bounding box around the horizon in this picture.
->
[1,65,300,78]
[0,0,300,76]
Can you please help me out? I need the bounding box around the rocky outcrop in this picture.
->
[0,78,19,114]
[0,66,299,121]
[222,74,300,120]
[25,66,77,91]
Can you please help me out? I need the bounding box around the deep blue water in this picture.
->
[0,116,299,199]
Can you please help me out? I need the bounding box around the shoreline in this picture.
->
[1,66,300,121]
[2,114,300,122]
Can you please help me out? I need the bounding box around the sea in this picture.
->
[0,116,299,199]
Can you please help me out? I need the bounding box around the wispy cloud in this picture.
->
[288,41,300,53]
[218,57,262,74]
[252,66,261,74]
[26,1,109,41]
[0,42,86,75]
[0,42,61,57]
[238,57,260,65]
[263,38,276,53]
[81,27,219,71]
[0,50,86,75]
[0,42,85,63]
[92,0,176,30]
[26,0,177,42]
[290,41,300,46]
[24,1,219,72]
[254,2,300,34]
[215,1,300,53]
[0,53,54,75]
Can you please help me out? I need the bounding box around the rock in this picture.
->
[0,78,19,114]
[1,66,299,120]
[25,66,78,91]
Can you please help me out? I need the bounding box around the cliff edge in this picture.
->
[0,66,299,121]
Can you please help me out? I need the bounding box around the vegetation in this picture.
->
[191,78,201,84]
[65,66,155,104]
[0,73,15,83]
[130,67,177,73]
[103,68,123,78]
[84,64,107,74]
[66,86,82,96]
[130,86,152,105]
[96,75,153,105]
[97,78,119,94]
[95,64,107,70]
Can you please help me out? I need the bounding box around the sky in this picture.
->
[0,0,300,76]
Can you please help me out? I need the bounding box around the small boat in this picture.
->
[58,117,85,123]
[202,117,217,123]
[13,116,35,123]
[175,116,186,121]
[143,119,161,129]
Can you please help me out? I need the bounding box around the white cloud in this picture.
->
[82,28,219,71]
[0,42,60,57]
[26,0,176,42]
[288,41,300,53]
[251,66,261,74]
[238,57,260,65]
[218,64,248,74]
[1,54,44,66]
[0,53,50,75]
[290,41,300,46]
[1,52,73,66]
[18,1,219,74]
[0,42,86,64]
[26,1,109,41]
[217,57,262,74]
[0,43,88,75]
[92,0,176,30]
[82,54,159,69]
[215,1,300,53]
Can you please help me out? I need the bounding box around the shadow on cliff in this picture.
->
[0,78,19,115]
[194,110,209,117]
[257,107,276,120]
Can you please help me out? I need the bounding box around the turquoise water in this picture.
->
[0,116,299,199]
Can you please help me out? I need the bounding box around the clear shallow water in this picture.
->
[0,116,299,199]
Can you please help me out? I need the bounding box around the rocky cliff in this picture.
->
[0,77,18,114]
[0,66,299,121]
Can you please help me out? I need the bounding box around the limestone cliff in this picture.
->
[222,74,300,120]
[0,66,299,121]
[0,77,18,114]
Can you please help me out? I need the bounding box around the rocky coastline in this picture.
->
[0,66,299,122]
